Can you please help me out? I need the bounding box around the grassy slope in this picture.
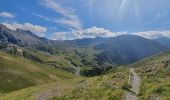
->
[0,51,75,94]
[0,47,129,100]
[53,67,129,100]
[0,79,83,100]
[0,67,129,100]
[28,46,99,74]
[130,50,170,100]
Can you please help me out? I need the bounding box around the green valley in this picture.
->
[0,24,170,100]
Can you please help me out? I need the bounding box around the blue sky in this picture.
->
[0,0,170,40]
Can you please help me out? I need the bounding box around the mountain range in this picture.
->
[0,24,169,75]
[0,24,170,100]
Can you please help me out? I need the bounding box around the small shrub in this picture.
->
[121,83,132,90]
[153,86,166,94]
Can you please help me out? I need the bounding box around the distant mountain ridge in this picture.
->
[94,35,168,65]
[153,37,170,48]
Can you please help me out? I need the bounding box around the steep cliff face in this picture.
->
[0,24,49,45]
[0,24,18,43]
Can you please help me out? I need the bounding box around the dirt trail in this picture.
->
[35,83,62,100]
[130,68,141,94]
[125,68,141,100]
[73,66,81,75]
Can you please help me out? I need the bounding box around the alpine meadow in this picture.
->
[0,0,170,100]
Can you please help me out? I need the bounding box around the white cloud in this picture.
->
[33,13,51,22]
[41,0,82,31]
[0,12,15,18]
[76,26,125,38]
[133,31,170,39]
[52,32,76,40]
[52,26,126,40]
[54,18,82,31]
[3,23,47,37]
[51,26,170,40]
